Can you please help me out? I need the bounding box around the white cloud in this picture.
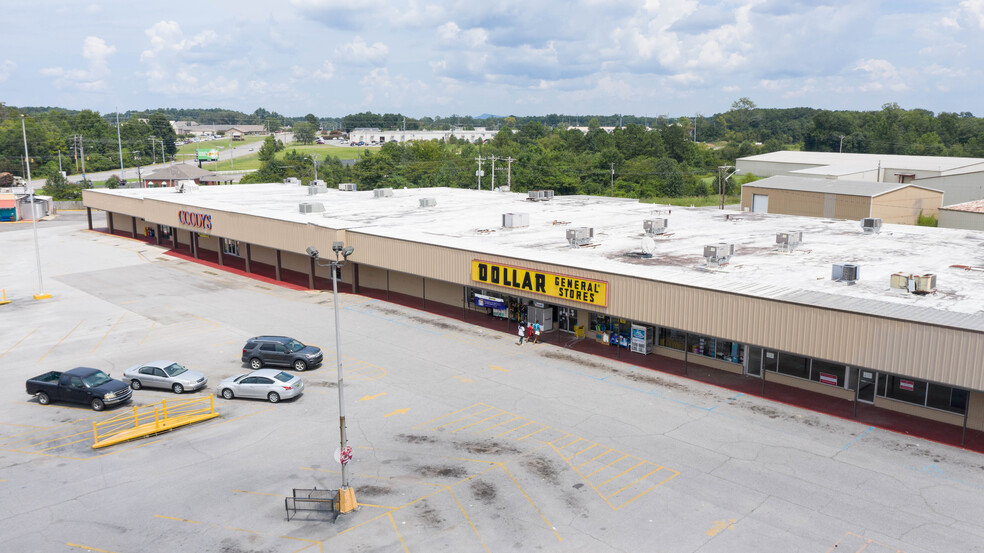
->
[40,36,115,91]
[314,60,335,80]
[140,21,217,61]
[334,37,389,65]
[951,0,984,29]
[854,58,908,92]
[139,21,231,97]
[0,60,15,83]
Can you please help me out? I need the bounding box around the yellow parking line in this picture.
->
[0,326,38,360]
[516,426,548,441]
[38,319,85,363]
[14,428,92,448]
[597,461,645,487]
[584,454,627,478]
[614,471,680,510]
[139,322,156,345]
[607,467,664,498]
[497,463,562,542]
[447,486,491,553]
[413,403,486,428]
[92,313,125,353]
[35,437,90,452]
[493,420,533,438]
[573,445,607,467]
[435,406,496,430]
[66,543,118,553]
[476,415,520,434]
[387,512,411,553]
[553,435,581,449]
[154,514,201,524]
[452,411,507,433]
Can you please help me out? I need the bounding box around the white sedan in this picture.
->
[122,360,208,394]
[217,369,304,403]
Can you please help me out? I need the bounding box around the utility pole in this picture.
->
[839,135,845,153]
[475,155,484,190]
[149,136,157,165]
[504,157,515,189]
[73,135,80,173]
[80,137,87,184]
[116,108,125,181]
[718,165,736,209]
[57,150,62,173]
[489,155,497,190]
[610,162,615,197]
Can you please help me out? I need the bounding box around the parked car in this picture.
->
[217,369,304,403]
[241,336,323,371]
[26,367,132,411]
[122,360,207,394]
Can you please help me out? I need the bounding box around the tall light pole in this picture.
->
[21,114,51,300]
[307,242,357,514]
[116,108,125,181]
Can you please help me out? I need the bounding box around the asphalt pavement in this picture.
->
[1,214,983,553]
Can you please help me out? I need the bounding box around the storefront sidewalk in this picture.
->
[91,226,984,455]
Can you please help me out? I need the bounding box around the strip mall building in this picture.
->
[82,183,984,437]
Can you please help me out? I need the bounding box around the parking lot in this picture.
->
[2,215,984,552]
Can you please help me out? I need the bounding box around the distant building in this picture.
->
[737,151,984,206]
[348,127,500,144]
[170,122,267,137]
[939,199,984,231]
[740,175,943,225]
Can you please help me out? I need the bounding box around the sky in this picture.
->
[3,0,984,119]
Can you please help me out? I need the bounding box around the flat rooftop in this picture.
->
[89,184,984,331]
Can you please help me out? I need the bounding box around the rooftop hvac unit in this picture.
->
[502,212,529,228]
[541,190,555,200]
[890,272,912,291]
[419,197,437,208]
[913,274,937,294]
[284,177,301,185]
[307,183,327,195]
[566,227,593,247]
[703,243,735,265]
[528,190,545,201]
[861,217,882,234]
[373,188,394,198]
[498,185,510,192]
[338,182,357,191]
[832,263,860,282]
[298,202,325,214]
[643,218,668,236]
[776,231,803,252]
[310,179,326,188]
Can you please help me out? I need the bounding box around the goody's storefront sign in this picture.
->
[177,210,212,231]
[471,260,608,307]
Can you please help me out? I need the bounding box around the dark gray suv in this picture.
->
[241,336,324,371]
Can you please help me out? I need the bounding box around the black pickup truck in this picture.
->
[26,367,133,411]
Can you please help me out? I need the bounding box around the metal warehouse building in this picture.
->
[82,183,984,438]
[740,175,943,224]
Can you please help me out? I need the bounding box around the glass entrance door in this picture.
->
[746,346,762,377]
[557,307,577,332]
[857,370,877,403]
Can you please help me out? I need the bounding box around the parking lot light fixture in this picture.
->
[310,242,357,513]
[21,114,50,301]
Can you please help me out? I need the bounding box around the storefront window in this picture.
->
[810,360,846,388]
[222,239,240,257]
[658,328,686,351]
[927,384,968,414]
[714,340,743,364]
[777,353,810,380]
[882,375,927,405]
[688,334,715,358]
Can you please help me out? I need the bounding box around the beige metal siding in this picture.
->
[873,396,965,426]
[767,372,856,401]
[938,209,984,231]
[389,271,424,297]
[870,187,943,224]
[358,265,388,290]
[739,186,872,220]
[426,279,463,307]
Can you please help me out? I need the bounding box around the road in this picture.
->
[25,132,294,190]
[1,214,983,552]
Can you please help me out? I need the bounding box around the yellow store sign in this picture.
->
[471,260,608,307]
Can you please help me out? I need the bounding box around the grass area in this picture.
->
[208,144,377,171]
[174,136,266,159]
[643,195,741,207]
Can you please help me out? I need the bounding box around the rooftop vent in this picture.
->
[832,263,860,283]
[419,197,437,208]
[566,227,593,247]
[339,183,357,191]
[776,231,803,252]
[861,217,882,234]
[704,243,735,266]
[502,212,529,228]
[643,218,668,236]
[298,202,325,214]
[890,272,912,292]
[284,177,301,186]
[373,188,393,198]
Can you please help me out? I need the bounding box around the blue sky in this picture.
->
[3,0,983,118]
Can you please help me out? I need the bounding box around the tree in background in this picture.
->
[147,112,177,159]
[293,122,316,144]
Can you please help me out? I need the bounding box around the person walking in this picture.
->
[517,323,525,345]
[527,323,535,343]
[533,321,541,343]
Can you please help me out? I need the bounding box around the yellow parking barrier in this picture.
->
[0,289,9,305]
[92,396,219,449]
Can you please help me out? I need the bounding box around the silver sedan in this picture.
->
[217,369,304,403]
[122,360,208,394]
